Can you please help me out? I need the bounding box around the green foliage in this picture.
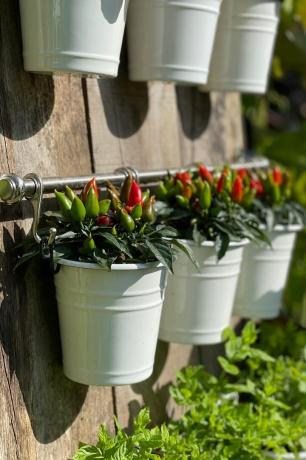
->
[72,322,306,459]
[169,322,306,457]
[258,320,306,361]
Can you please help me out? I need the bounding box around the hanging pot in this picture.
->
[234,225,302,320]
[158,240,247,345]
[19,0,129,77]
[54,260,168,386]
[127,0,223,84]
[201,0,280,93]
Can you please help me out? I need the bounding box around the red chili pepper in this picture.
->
[198,165,213,184]
[175,171,192,185]
[82,178,99,202]
[217,174,225,193]
[183,185,193,199]
[238,168,248,179]
[231,176,244,203]
[272,167,283,186]
[250,179,264,196]
[127,181,142,207]
[96,215,112,226]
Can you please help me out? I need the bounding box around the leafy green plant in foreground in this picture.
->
[170,322,306,457]
[72,322,306,459]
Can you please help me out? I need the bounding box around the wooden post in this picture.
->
[0,2,243,457]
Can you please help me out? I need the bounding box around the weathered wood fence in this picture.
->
[0,1,243,458]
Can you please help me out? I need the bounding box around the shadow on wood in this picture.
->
[175,86,211,141]
[98,41,149,139]
[0,0,55,140]
[120,341,199,431]
[0,226,88,444]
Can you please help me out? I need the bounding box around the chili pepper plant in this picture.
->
[155,164,268,260]
[239,166,306,229]
[17,175,195,271]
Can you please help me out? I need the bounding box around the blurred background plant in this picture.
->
[243,0,306,325]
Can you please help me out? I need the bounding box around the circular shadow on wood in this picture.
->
[175,86,211,140]
[98,39,149,139]
[0,0,55,140]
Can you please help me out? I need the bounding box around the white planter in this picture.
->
[54,260,168,386]
[127,0,223,84]
[19,0,129,77]
[265,452,306,459]
[234,226,301,320]
[158,240,247,345]
[202,0,280,93]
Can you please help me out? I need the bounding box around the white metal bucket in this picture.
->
[234,226,301,320]
[158,240,247,345]
[202,0,280,93]
[54,260,168,386]
[127,0,222,84]
[19,0,129,77]
[264,452,306,459]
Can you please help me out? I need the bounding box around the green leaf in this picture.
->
[218,357,240,376]
[99,232,132,259]
[145,240,173,272]
[172,239,199,270]
[14,249,41,271]
[241,322,258,346]
[215,233,230,260]
[73,445,103,460]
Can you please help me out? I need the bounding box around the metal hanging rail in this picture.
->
[0,156,269,205]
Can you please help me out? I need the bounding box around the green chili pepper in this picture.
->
[85,187,100,218]
[120,174,133,203]
[55,190,72,218]
[200,182,212,209]
[131,203,143,220]
[99,199,111,215]
[64,186,76,203]
[142,196,156,222]
[175,179,184,195]
[71,196,86,222]
[224,174,233,193]
[141,189,150,204]
[109,190,122,211]
[79,236,96,255]
[120,209,135,232]
[164,177,174,191]
[176,195,189,208]
[112,225,118,236]
[156,182,168,200]
[193,177,205,197]
[242,188,256,208]
[271,183,281,204]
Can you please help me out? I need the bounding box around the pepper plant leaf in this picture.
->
[171,239,200,270]
[145,240,173,273]
[98,232,133,259]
